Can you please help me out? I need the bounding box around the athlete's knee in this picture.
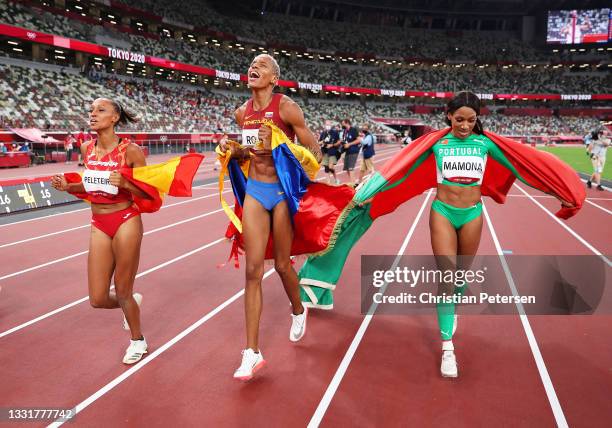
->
[274,259,293,277]
[114,285,134,303]
[245,262,264,283]
[89,295,107,308]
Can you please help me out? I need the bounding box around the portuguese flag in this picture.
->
[299,128,586,310]
[65,153,204,212]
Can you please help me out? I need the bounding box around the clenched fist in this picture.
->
[51,174,68,191]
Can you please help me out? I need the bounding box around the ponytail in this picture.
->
[110,100,138,127]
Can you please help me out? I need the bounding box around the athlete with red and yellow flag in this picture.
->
[52,98,203,365]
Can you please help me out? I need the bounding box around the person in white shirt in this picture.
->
[402,130,412,147]
[587,128,610,191]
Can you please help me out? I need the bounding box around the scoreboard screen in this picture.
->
[547,8,610,44]
[0,178,79,214]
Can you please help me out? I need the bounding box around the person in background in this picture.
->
[587,127,610,191]
[583,131,593,155]
[341,118,360,185]
[64,132,76,164]
[356,124,376,186]
[76,128,86,166]
[402,129,412,147]
[19,142,35,165]
[319,120,341,184]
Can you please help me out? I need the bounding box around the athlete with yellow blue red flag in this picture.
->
[217,54,354,380]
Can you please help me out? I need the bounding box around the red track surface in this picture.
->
[0,146,610,427]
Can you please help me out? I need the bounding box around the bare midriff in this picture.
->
[436,183,482,208]
[247,142,278,183]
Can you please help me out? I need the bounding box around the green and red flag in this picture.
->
[299,128,586,310]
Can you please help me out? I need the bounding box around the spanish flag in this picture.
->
[298,128,586,309]
[65,153,204,212]
[218,122,354,265]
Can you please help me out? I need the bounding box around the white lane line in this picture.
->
[0,190,233,249]
[482,202,568,428]
[513,183,611,266]
[1,153,401,336]
[0,179,230,229]
[308,190,433,427]
[48,265,279,427]
[0,152,399,284]
[505,194,612,204]
[585,199,612,215]
[0,207,91,228]
[505,193,611,214]
[0,224,91,249]
[1,146,400,231]
[0,237,226,339]
[0,206,228,282]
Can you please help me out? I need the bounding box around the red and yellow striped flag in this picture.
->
[65,153,204,212]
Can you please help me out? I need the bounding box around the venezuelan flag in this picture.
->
[298,128,586,310]
[66,153,204,212]
[218,122,354,265]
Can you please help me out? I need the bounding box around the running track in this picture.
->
[0,145,610,427]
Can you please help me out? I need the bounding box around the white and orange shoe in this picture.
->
[233,349,266,381]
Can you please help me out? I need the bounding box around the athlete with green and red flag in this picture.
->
[298,91,585,378]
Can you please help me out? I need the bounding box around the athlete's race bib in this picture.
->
[441,155,485,185]
[82,169,118,195]
[241,128,260,146]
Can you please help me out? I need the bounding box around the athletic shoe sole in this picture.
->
[122,349,148,365]
[234,360,266,381]
[441,370,458,378]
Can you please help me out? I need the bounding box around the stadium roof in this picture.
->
[234,0,612,15]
